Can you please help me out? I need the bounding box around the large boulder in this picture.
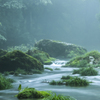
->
[34,39,87,59]
[26,49,55,65]
[0,50,43,72]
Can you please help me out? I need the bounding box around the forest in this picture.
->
[0,0,100,50]
[1,0,100,100]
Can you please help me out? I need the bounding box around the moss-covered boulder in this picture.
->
[26,49,55,65]
[0,49,7,57]
[64,50,100,67]
[0,50,43,72]
[34,39,87,59]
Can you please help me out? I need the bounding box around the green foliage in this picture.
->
[73,67,98,76]
[4,71,9,76]
[54,68,60,70]
[45,67,53,71]
[26,49,55,65]
[0,50,43,72]
[65,77,89,86]
[0,73,13,90]
[50,75,89,87]
[61,75,72,80]
[16,87,51,99]
[43,93,76,100]
[49,80,57,85]
[65,50,100,67]
[16,87,76,100]
[18,84,21,91]
[0,49,7,57]
[31,69,42,74]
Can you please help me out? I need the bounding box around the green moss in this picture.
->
[43,93,76,100]
[16,87,76,100]
[0,73,13,90]
[16,87,51,99]
[35,39,87,59]
[65,77,89,86]
[0,50,43,72]
[26,49,55,65]
[65,50,100,67]
[45,67,53,71]
[73,67,98,76]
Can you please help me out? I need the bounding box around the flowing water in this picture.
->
[0,60,100,100]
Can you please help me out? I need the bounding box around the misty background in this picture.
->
[0,0,100,51]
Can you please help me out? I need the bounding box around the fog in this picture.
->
[0,0,100,51]
[38,0,100,51]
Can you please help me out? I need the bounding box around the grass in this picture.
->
[43,92,76,100]
[0,73,14,90]
[45,67,53,71]
[73,67,98,76]
[64,50,100,67]
[65,77,89,86]
[50,75,89,87]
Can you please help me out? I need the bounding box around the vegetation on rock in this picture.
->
[16,87,76,100]
[0,50,43,72]
[73,67,98,76]
[34,39,87,59]
[0,73,14,90]
[64,50,100,67]
[49,75,89,87]
[26,49,55,65]
[44,67,53,71]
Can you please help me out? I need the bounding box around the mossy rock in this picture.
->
[0,49,7,57]
[34,39,87,59]
[26,49,55,65]
[64,50,100,67]
[16,87,50,99]
[16,87,76,100]
[0,50,43,72]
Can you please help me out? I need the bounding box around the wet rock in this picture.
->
[26,49,55,65]
[0,50,43,72]
[34,39,87,59]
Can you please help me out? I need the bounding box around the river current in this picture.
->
[0,60,100,100]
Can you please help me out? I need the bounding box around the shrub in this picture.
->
[0,73,13,90]
[31,69,42,74]
[43,93,76,100]
[65,77,89,86]
[56,81,63,85]
[73,68,83,74]
[80,67,98,76]
[73,67,98,76]
[4,71,9,76]
[61,75,72,79]
[49,80,57,85]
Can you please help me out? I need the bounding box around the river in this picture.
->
[0,60,100,100]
